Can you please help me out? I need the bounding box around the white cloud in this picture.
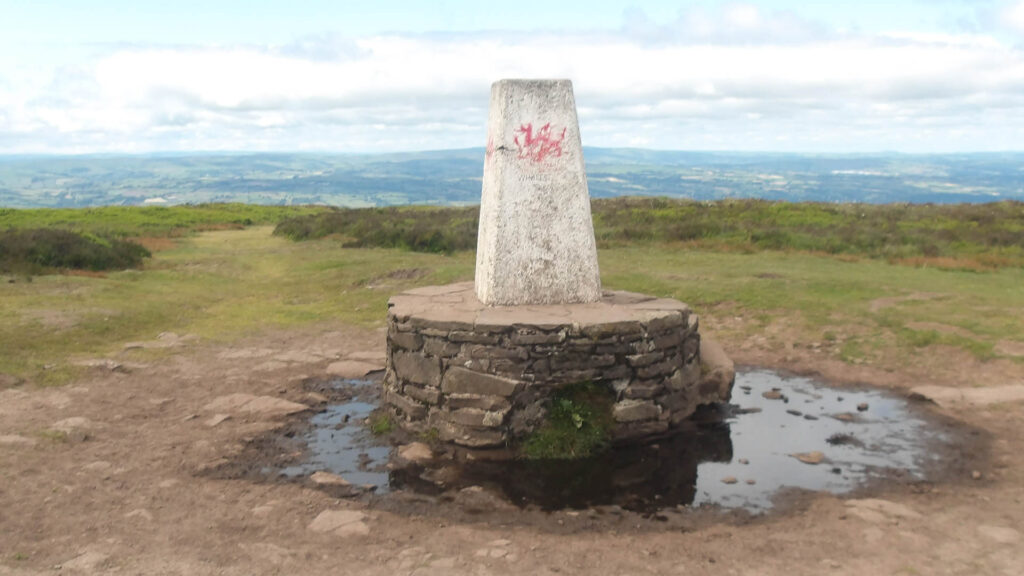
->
[2,5,1024,153]
[1005,0,1024,33]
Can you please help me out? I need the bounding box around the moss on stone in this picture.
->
[520,381,614,460]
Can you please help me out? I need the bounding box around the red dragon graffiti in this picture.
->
[513,123,566,163]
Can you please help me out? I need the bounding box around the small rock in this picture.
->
[307,510,369,537]
[310,471,350,486]
[738,458,749,465]
[804,414,819,421]
[786,409,803,417]
[762,390,783,400]
[397,442,433,464]
[845,498,921,522]
[972,470,983,480]
[832,413,856,422]
[62,551,111,572]
[721,476,738,484]
[0,434,36,446]
[792,451,825,465]
[205,413,231,427]
[305,392,329,404]
[857,402,869,412]
[977,525,1021,544]
[125,508,154,521]
[325,360,382,379]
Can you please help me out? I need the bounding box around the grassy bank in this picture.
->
[274,199,1024,269]
[1,222,1022,386]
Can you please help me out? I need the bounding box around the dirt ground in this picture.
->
[2,320,1023,576]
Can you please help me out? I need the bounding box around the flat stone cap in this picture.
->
[388,282,690,332]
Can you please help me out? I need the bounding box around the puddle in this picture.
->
[279,379,391,490]
[276,370,957,513]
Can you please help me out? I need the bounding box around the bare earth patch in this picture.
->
[1,322,1023,575]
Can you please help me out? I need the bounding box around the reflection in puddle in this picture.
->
[287,370,949,513]
[280,380,391,489]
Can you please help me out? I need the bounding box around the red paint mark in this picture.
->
[513,123,566,162]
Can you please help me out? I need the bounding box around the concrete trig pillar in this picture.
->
[475,79,602,306]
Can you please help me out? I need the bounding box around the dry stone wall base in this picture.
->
[382,282,732,448]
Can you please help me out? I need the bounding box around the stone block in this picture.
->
[581,320,643,340]
[403,385,440,405]
[647,311,684,333]
[613,399,661,423]
[475,79,602,306]
[442,366,521,397]
[636,359,676,379]
[468,344,527,360]
[444,407,509,428]
[435,421,506,448]
[490,358,529,378]
[446,393,511,412]
[511,330,567,345]
[682,334,700,363]
[613,420,669,441]
[389,330,423,351]
[409,316,473,332]
[626,352,664,368]
[449,331,502,345]
[384,390,427,420]
[393,350,441,388]
[623,383,664,400]
[652,330,683,349]
[423,338,462,358]
[601,364,633,380]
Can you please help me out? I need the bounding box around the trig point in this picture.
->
[475,79,602,306]
[381,79,734,449]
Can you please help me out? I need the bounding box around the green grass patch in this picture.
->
[520,382,615,460]
[368,412,395,436]
[0,203,328,238]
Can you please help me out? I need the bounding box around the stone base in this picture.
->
[383,282,733,448]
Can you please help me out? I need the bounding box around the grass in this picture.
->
[520,382,615,459]
[0,203,329,238]
[368,412,395,436]
[0,226,473,384]
[1,202,1023,386]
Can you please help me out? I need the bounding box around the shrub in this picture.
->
[0,228,150,274]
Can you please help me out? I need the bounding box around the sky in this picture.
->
[1,0,1023,154]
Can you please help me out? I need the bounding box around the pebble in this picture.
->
[738,458,749,465]
[745,479,756,485]
[857,402,869,412]
[786,409,803,417]
[972,470,983,480]
[721,476,738,484]
[793,451,825,465]
[762,390,783,400]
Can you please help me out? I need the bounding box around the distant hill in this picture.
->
[1,149,1021,208]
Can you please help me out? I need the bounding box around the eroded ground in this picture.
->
[2,317,1023,576]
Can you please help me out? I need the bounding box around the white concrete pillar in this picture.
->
[475,79,602,306]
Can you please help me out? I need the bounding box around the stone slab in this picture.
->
[388,282,693,332]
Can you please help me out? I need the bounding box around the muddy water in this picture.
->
[284,370,951,513]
